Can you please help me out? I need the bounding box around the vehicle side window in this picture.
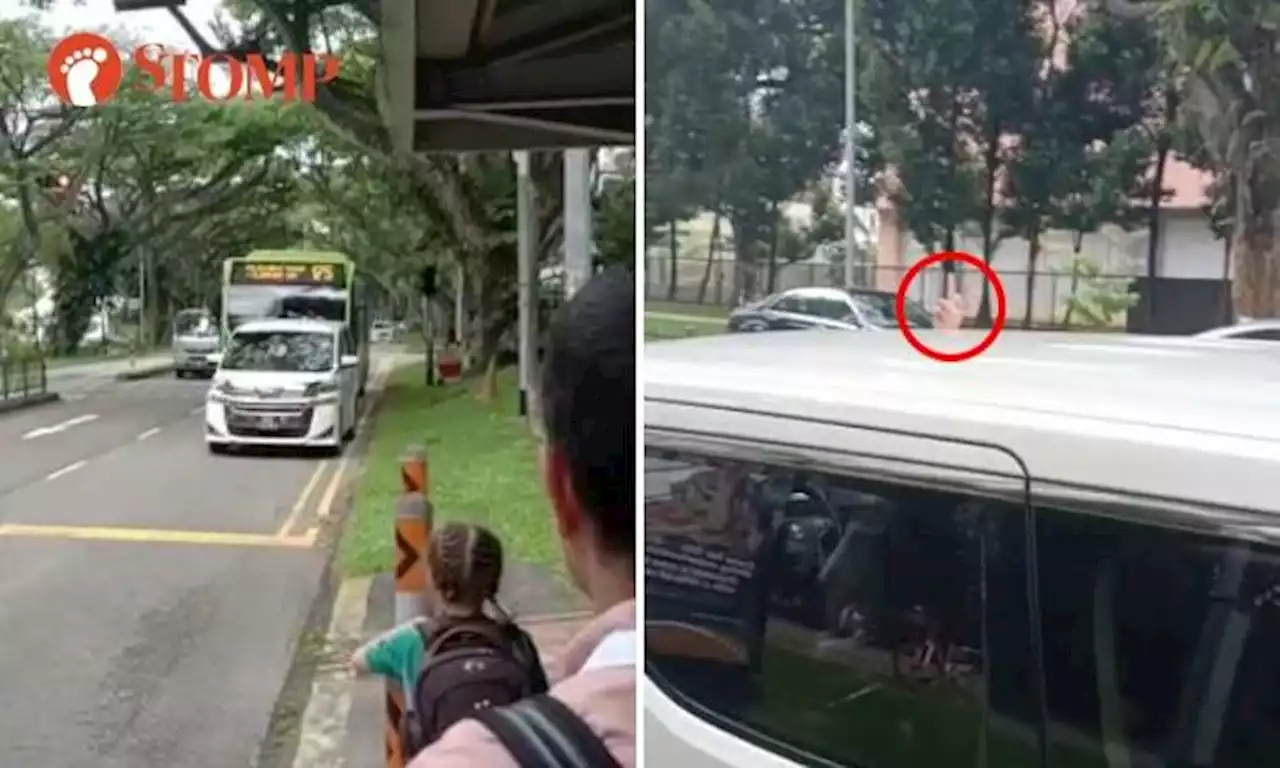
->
[811,297,854,320]
[645,449,1039,768]
[772,295,804,313]
[1036,503,1280,767]
[1235,328,1280,340]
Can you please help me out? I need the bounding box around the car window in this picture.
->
[772,295,805,314]
[806,297,853,320]
[645,449,1040,768]
[1232,328,1280,340]
[1036,502,1280,767]
[850,293,934,329]
[222,331,335,373]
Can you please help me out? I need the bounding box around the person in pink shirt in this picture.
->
[408,267,636,768]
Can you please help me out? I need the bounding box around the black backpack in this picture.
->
[401,618,544,757]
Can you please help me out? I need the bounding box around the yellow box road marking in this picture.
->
[315,455,349,522]
[0,523,317,549]
[276,460,330,538]
[276,359,391,538]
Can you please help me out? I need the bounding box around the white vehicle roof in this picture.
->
[1195,318,1280,339]
[231,318,342,336]
[777,286,852,299]
[646,330,1280,514]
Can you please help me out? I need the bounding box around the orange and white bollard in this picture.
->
[387,445,432,768]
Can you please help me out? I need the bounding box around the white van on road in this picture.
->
[204,318,359,456]
[644,330,1280,768]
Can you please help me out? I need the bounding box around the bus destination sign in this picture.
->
[230,261,346,287]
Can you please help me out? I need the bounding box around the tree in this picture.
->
[1000,5,1163,328]
[0,18,81,324]
[202,2,576,398]
[1063,254,1138,328]
[864,0,987,256]
[43,73,308,352]
[645,0,846,302]
[1105,0,1280,317]
[644,0,726,298]
[595,176,636,269]
[19,2,604,387]
[862,0,1042,319]
[1048,15,1162,327]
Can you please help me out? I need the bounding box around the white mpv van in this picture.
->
[205,318,359,455]
[645,330,1280,768]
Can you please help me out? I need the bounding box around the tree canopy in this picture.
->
[647,0,1279,321]
[2,4,634,383]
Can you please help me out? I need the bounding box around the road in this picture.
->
[44,353,173,399]
[0,358,388,768]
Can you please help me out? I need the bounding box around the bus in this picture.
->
[221,250,371,395]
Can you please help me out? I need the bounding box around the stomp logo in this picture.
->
[47,32,339,107]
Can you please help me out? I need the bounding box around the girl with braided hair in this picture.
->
[351,521,549,697]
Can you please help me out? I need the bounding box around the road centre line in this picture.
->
[276,460,330,538]
[23,414,99,441]
[0,522,317,549]
[45,460,87,481]
[137,427,161,441]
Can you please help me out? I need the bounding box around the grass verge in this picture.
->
[646,300,732,318]
[340,365,557,577]
[645,314,726,341]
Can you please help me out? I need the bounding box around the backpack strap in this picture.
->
[472,695,622,768]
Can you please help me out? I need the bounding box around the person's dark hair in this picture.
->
[428,522,506,615]
[539,267,635,561]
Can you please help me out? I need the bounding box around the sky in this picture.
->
[2,0,222,49]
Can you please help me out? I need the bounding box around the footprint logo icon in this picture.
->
[47,32,124,107]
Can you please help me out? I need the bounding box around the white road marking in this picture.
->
[23,414,99,441]
[137,427,161,441]
[46,460,87,481]
[290,577,371,767]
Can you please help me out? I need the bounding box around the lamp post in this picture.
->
[842,0,858,289]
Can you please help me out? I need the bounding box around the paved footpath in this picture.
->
[285,573,591,768]
[46,354,174,397]
[0,352,400,768]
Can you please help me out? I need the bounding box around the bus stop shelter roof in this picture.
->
[384,0,634,152]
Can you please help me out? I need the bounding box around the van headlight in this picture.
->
[305,380,340,402]
[208,379,235,402]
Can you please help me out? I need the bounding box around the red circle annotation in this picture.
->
[895,250,1006,363]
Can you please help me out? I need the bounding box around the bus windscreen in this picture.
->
[225,285,347,330]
